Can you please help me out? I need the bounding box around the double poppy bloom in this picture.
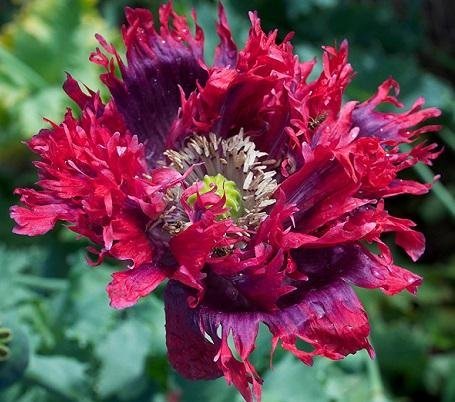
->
[11,3,441,401]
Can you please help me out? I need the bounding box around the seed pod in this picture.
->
[0,322,29,390]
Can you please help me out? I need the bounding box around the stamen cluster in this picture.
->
[165,132,278,228]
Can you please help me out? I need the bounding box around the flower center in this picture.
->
[188,173,244,219]
[164,131,278,229]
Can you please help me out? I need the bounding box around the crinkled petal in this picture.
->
[11,76,160,269]
[166,281,260,402]
[169,215,244,301]
[63,73,95,109]
[107,264,167,309]
[106,213,154,268]
[168,12,297,158]
[167,69,276,146]
[352,78,441,143]
[204,246,295,311]
[11,189,77,235]
[264,279,373,365]
[213,4,237,67]
[293,244,422,295]
[278,148,360,227]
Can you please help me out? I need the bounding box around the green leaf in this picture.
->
[0,246,47,310]
[262,354,329,402]
[175,376,242,402]
[324,370,371,402]
[64,257,117,348]
[0,0,117,164]
[26,355,88,400]
[0,384,54,402]
[94,319,152,398]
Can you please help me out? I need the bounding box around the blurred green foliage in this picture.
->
[0,0,454,401]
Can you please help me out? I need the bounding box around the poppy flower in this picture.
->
[10,3,441,401]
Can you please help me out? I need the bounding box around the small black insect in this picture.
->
[308,111,328,130]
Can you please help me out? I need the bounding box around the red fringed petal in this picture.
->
[342,246,422,295]
[10,75,163,271]
[265,280,373,363]
[294,244,422,296]
[288,40,354,148]
[352,78,441,143]
[168,12,299,159]
[62,73,94,109]
[106,214,154,268]
[170,213,245,302]
[11,190,77,235]
[278,148,361,228]
[167,67,277,147]
[108,264,167,309]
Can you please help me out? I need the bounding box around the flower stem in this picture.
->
[365,348,390,402]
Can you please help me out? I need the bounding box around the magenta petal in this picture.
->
[164,281,223,380]
[167,281,260,402]
[107,264,166,309]
[203,279,372,398]
[278,150,359,226]
[10,189,77,236]
[199,309,262,402]
[169,217,242,294]
[342,245,422,294]
[232,250,296,310]
[62,73,94,109]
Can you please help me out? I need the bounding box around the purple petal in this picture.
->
[293,244,422,295]
[165,276,373,402]
[352,78,441,143]
[278,150,360,227]
[265,279,372,363]
[164,281,222,380]
[213,4,238,67]
[92,5,208,165]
